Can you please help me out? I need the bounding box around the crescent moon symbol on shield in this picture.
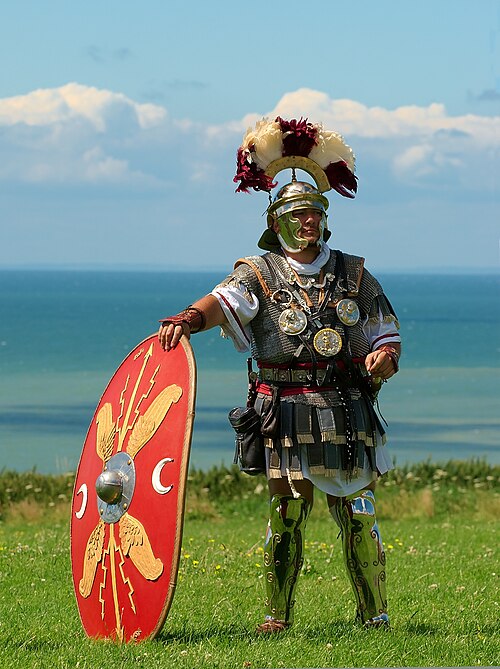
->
[75,483,88,519]
[152,458,174,495]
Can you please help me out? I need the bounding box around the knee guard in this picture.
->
[330,489,388,626]
[262,495,310,625]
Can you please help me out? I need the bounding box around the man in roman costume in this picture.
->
[159,118,401,633]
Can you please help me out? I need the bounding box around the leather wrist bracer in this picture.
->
[159,305,206,334]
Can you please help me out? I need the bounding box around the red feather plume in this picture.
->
[276,117,318,157]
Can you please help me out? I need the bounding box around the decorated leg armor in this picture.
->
[259,495,310,632]
[330,489,389,627]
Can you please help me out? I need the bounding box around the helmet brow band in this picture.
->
[264,156,331,193]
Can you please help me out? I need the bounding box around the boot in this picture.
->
[256,494,310,633]
[330,489,389,627]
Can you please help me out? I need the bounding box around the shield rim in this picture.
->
[70,333,197,641]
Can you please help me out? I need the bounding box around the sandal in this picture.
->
[256,619,290,634]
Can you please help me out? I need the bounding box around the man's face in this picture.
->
[292,208,323,245]
[272,207,324,250]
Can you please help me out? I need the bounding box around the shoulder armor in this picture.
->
[234,255,272,297]
[343,253,365,296]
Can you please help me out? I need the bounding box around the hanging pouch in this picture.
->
[229,406,266,476]
[260,386,281,438]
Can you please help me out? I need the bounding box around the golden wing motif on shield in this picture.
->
[118,513,164,580]
[126,384,182,459]
[79,519,106,597]
[96,402,116,463]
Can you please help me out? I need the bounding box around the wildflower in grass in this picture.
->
[192,560,199,567]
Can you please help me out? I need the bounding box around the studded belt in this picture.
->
[259,367,329,385]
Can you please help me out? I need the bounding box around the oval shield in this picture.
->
[70,335,196,642]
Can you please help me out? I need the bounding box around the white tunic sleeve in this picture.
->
[211,283,259,352]
[362,309,401,351]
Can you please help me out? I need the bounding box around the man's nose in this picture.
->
[305,211,319,223]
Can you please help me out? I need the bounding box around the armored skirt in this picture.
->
[212,245,400,497]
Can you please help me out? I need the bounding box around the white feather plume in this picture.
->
[241,118,283,170]
[309,128,356,172]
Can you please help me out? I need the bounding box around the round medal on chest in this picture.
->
[336,298,360,326]
[278,307,308,335]
[313,328,343,356]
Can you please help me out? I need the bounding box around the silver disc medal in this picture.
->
[278,308,308,335]
[336,299,360,326]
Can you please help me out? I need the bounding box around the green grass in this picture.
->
[0,463,498,668]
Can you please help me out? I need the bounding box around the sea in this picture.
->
[0,270,499,474]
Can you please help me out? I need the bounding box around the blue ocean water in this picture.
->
[0,270,499,473]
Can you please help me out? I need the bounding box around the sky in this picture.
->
[0,0,499,273]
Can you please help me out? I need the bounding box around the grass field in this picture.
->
[0,463,498,668]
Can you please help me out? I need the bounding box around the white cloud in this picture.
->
[253,88,500,192]
[267,87,500,143]
[0,84,498,195]
[82,147,129,181]
[0,83,171,185]
[0,82,166,131]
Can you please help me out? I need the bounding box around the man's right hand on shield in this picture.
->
[158,322,190,351]
[158,296,226,352]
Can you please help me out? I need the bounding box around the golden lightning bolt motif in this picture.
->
[117,544,136,614]
[99,545,109,620]
[117,343,153,452]
[130,364,161,433]
[109,525,124,642]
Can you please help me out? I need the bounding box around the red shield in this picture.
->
[70,335,196,642]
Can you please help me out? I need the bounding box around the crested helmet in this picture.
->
[233,117,357,252]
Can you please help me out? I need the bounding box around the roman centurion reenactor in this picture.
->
[159,117,401,632]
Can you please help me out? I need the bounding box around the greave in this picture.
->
[263,495,310,624]
[330,489,388,626]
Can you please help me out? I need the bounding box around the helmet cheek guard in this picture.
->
[274,210,329,254]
